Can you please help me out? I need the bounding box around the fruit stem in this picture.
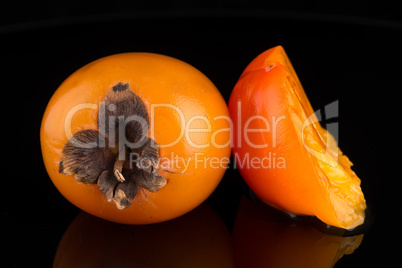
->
[114,159,125,182]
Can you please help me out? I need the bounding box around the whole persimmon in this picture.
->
[229,46,366,229]
[41,52,231,224]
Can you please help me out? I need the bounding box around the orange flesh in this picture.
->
[231,46,366,229]
[281,53,366,229]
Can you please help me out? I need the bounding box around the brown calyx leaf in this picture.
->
[60,129,114,184]
[97,82,149,147]
[135,138,160,173]
[59,82,167,210]
[97,170,118,202]
[134,169,167,192]
[113,178,139,210]
[97,170,140,209]
[129,137,166,192]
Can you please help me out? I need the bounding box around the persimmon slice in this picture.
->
[229,46,366,229]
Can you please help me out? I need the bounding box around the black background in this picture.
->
[2,2,401,267]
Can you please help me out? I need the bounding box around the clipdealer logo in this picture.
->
[63,100,339,172]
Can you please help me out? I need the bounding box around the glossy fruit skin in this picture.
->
[228,46,365,229]
[41,52,231,224]
[229,51,323,216]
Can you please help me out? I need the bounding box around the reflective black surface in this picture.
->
[3,7,402,267]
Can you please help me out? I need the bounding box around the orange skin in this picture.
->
[229,46,366,229]
[232,196,363,268]
[54,204,234,267]
[41,53,231,224]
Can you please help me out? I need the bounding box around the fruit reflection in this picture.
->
[54,204,234,268]
[233,195,364,268]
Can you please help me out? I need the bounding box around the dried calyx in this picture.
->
[59,82,166,209]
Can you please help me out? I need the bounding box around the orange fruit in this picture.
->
[41,52,231,224]
[228,46,366,229]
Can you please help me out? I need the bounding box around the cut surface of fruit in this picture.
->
[229,46,366,229]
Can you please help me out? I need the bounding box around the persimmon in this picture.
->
[41,52,231,224]
[229,46,366,229]
[233,195,364,268]
[53,205,234,267]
